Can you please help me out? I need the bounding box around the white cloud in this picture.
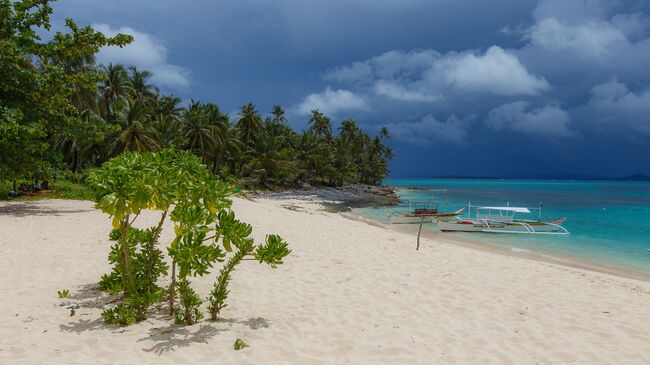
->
[518,0,650,67]
[323,49,440,84]
[322,46,549,106]
[93,24,190,90]
[293,0,650,142]
[386,114,472,145]
[587,80,650,134]
[433,46,550,95]
[296,87,368,115]
[374,80,441,102]
[487,101,571,137]
[323,61,373,83]
[526,18,628,59]
[370,49,440,80]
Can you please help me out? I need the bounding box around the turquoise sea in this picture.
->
[354,179,650,276]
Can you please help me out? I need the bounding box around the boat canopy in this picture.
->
[476,207,531,213]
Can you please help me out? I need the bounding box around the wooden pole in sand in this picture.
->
[416,218,424,250]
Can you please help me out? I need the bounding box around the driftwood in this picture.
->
[416,218,424,250]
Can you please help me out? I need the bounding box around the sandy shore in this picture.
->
[1,197,650,364]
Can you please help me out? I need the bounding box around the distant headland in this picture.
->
[403,174,650,181]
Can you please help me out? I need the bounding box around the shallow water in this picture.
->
[354,178,650,274]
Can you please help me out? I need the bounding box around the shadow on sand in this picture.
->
[139,324,228,354]
[138,317,271,354]
[0,201,92,217]
[58,284,272,354]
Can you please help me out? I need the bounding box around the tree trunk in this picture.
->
[416,219,424,250]
[72,148,79,173]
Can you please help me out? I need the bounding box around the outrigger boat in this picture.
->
[437,204,569,234]
[388,200,464,225]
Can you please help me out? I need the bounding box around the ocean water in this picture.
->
[354,179,650,275]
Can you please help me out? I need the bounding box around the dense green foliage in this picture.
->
[90,150,290,326]
[0,1,392,194]
[0,0,131,182]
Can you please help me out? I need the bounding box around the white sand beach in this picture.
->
[1,197,650,364]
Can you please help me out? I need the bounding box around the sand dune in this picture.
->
[1,197,649,364]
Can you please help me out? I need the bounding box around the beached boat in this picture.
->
[437,205,569,234]
[388,200,464,225]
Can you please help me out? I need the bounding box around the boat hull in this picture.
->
[389,216,434,225]
[437,220,567,234]
[389,211,463,225]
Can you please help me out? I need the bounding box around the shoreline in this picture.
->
[341,209,650,283]
[249,185,650,282]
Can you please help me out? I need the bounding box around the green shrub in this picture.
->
[57,289,69,299]
[173,279,204,325]
[98,272,122,295]
[89,150,290,326]
[102,304,137,326]
[234,338,249,350]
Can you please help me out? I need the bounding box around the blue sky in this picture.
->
[53,0,650,178]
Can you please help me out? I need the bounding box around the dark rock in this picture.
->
[251,184,399,211]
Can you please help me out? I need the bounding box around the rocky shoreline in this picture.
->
[248,184,400,212]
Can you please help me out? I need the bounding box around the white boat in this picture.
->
[437,205,569,235]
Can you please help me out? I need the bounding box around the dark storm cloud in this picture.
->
[52,0,650,177]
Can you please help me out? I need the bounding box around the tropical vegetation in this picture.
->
[91,149,290,326]
[0,0,393,196]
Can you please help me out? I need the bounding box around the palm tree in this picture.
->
[271,104,287,124]
[182,100,215,162]
[339,119,360,145]
[54,109,106,172]
[379,126,391,140]
[153,113,183,149]
[128,66,158,104]
[106,98,159,155]
[308,109,332,138]
[248,130,291,185]
[100,64,133,101]
[236,103,262,146]
[292,131,320,183]
[330,138,356,186]
[203,103,231,174]
[155,94,183,119]
[224,124,249,176]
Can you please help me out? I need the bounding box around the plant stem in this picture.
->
[145,210,167,287]
[119,216,137,296]
[169,260,176,316]
[209,245,251,321]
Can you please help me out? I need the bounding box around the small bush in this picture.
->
[57,289,69,298]
[89,150,290,328]
[98,272,122,295]
[234,338,249,350]
[173,280,204,325]
[102,304,137,326]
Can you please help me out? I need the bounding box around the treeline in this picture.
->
[62,64,393,186]
[0,1,392,190]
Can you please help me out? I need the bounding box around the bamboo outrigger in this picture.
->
[437,203,569,235]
